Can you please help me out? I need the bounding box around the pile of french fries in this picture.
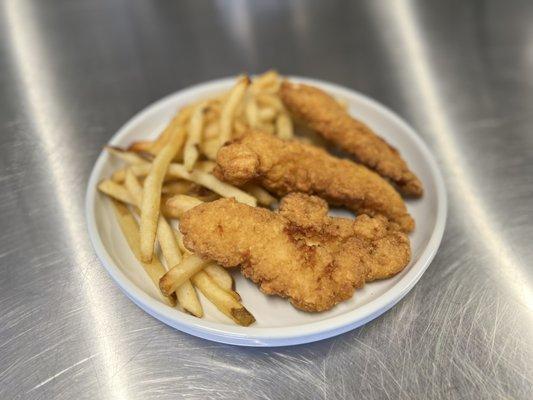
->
[98,71,289,326]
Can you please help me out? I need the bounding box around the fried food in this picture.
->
[280,81,423,197]
[179,194,411,312]
[213,131,414,232]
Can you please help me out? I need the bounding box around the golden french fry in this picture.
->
[125,170,202,316]
[184,102,208,171]
[98,180,135,206]
[173,228,191,255]
[160,255,209,296]
[276,113,294,139]
[258,107,277,122]
[200,136,221,160]
[195,161,216,173]
[204,264,233,291]
[162,180,196,195]
[106,146,149,165]
[111,168,127,183]
[204,263,240,301]
[243,184,276,207]
[150,105,194,155]
[128,140,154,154]
[203,121,219,140]
[219,76,250,147]
[139,126,187,262]
[255,93,284,111]
[245,98,260,128]
[111,200,176,307]
[252,70,281,93]
[192,271,255,326]
[127,163,256,206]
[165,195,204,218]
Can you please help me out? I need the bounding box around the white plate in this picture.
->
[86,77,447,347]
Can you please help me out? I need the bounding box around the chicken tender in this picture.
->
[280,81,423,197]
[214,131,414,232]
[179,194,411,312]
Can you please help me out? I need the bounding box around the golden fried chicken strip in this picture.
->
[280,81,423,197]
[214,131,414,232]
[179,194,411,312]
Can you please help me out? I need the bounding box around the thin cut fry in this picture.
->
[165,195,204,218]
[256,93,284,111]
[192,271,255,326]
[219,77,250,148]
[243,184,277,206]
[276,113,294,139]
[139,126,187,262]
[173,228,191,255]
[98,180,135,206]
[106,146,149,165]
[252,70,280,93]
[258,107,277,122]
[204,264,233,291]
[150,105,194,155]
[125,170,202,316]
[128,140,154,154]
[160,255,209,296]
[127,163,257,206]
[161,180,195,195]
[111,200,176,307]
[184,102,207,171]
[245,98,260,128]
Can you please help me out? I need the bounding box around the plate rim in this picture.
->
[85,76,447,347]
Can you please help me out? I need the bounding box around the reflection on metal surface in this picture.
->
[384,0,533,310]
[3,1,130,398]
[215,0,257,63]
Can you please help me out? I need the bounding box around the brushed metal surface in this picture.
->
[1,0,532,399]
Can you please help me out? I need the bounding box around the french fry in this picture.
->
[258,107,277,122]
[245,98,260,128]
[106,146,149,165]
[160,255,209,296]
[165,195,204,218]
[111,200,176,307]
[125,170,203,316]
[195,160,216,173]
[204,264,233,291]
[173,228,191,255]
[201,136,221,160]
[243,184,276,207]
[183,102,207,171]
[139,126,187,262]
[192,271,255,326]
[150,105,194,155]
[203,121,219,140]
[255,93,284,111]
[204,264,240,301]
[127,164,256,206]
[276,113,294,139]
[219,76,250,148]
[111,168,127,183]
[128,140,154,154]
[252,70,281,93]
[98,180,135,206]
[161,180,195,195]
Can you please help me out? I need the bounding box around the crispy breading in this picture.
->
[213,131,414,232]
[280,81,423,197]
[179,194,411,312]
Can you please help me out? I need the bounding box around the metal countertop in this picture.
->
[1,1,532,399]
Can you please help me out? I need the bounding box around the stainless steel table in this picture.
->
[1,1,532,399]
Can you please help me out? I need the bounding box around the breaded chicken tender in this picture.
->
[179,194,411,312]
[280,81,423,197]
[214,131,414,232]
